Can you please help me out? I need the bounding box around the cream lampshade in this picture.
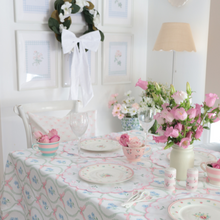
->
[153,22,196,84]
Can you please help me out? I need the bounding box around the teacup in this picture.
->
[32,142,59,156]
[122,145,151,162]
[200,161,220,186]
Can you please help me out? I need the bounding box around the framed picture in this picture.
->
[14,0,55,23]
[102,33,133,85]
[16,31,58,91]
[103,0,133,26]
[70,0,97,25]
[62,50,97,87]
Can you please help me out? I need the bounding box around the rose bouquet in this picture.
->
[33,129,60,143]
[153,82,220,149]
[108,90,140,120]
[207,159,220,169]
[118,134,144,148]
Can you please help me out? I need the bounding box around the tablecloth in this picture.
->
[0,131,220,220]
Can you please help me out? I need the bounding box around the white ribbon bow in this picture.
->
[62,29,101,106]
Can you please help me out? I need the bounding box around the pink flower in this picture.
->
[161,110,174,123]
[164,127,179,138]
[111,93,118,98]
[33,131,43,139]
[153,135,168,143]
[135,78,148,90]
[118,113,124,120]
[156,126,165,135]
[112,108,120,117]
[162,103,169,110]
[195,125,203,139]
[186,131,193,139]
[179,137,191,148]
[173,108,187,121]
[119,134,130,147]
[187,108,197,119]
[174,123,183,132]
[205,93,219,107]
[48,129,58,138]
[172,91,188,104]
[154,113,164,125]
[49,135,60,143]
[114,104,121,111]
[127,137,143,148]
[132,103,140,110]
[195,104,202,117]
[39,135,50,143]
[211,159,220,169]
[108,100,117,108]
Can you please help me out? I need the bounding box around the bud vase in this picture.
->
[121,117,142,131]
[170,144,194,181]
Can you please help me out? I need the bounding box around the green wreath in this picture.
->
[48,0,104,43]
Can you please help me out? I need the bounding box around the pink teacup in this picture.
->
[122,145,151,162]
[200,161,220,186]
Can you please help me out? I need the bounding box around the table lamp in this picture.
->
[153,22,196,85]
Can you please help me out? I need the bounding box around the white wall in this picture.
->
[0,0,148,176]
[147,0,210,143]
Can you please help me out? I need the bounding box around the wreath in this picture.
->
[48,0,104,43]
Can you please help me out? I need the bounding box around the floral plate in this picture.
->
[168,198,220,220]
[79,163,134,184]
[80,138,121,152]
[167,150,217,167]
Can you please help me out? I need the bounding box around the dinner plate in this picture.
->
[80,138,121,152]
[79,163,134,184]
[167,150,217,167]
[168,198,220,220]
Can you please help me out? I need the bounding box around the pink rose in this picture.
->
[154,113,164,125]
[195,125,203,139]
[119,134,130,147]
[174,123,183,132]
[173,108,187,121]
[164,127,179,138]
[127,137,143,148]
[48,129,58,138]
[33,131,43,139]
[195,104,202,117]
[162,103,169,110]
[179,137,191,149]
[205,93,219,107]
[39,135,50,143]
[132,103,140,110]
[172,91,188,105]
[186,131,193,139]
[156,126,165,135]
[49,135,60,143]
[187,108,197,119]
[135,78,148,90]
[153,135,168,143]
[211,159,220,169]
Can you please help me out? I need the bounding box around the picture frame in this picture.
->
[16,31,58,91]
[62,50,97,87]
[14,0,55,24]
[103,0,133,27]
[102,33,133,85]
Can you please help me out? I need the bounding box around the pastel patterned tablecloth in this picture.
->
[0,131,220,220]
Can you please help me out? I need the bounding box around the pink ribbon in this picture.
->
[36,195,42,209]
[53,208,58,220]
[5,177,13,190]
[42,181,47,194]
[2,214,9,220]
[27,171,31,184]
[98,198,113,205]
[17,198,24,210]
[80,206,86,220]
[124,213,142,220]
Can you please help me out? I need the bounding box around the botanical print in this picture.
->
[98,145,105,148]
[193,212,211,219]
[32,51,43,66]
[114,50,122,65]
[88,213,98,220]
[100,174,112,178]
[115,0,122,8]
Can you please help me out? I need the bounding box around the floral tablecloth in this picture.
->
[0,131,220,220]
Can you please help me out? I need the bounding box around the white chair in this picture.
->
[13,100,80,148]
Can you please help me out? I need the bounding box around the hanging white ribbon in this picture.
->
[61,29,101,106]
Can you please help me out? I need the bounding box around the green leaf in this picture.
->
[63,19,71,29]
[203,126,210,130]
[72,4,81,14]
[54,0,64,14]
[99,30,105,41]
[48,17,60,31]
[82,9,93,24]
[164,142,174,150]
[52,26,60,34]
